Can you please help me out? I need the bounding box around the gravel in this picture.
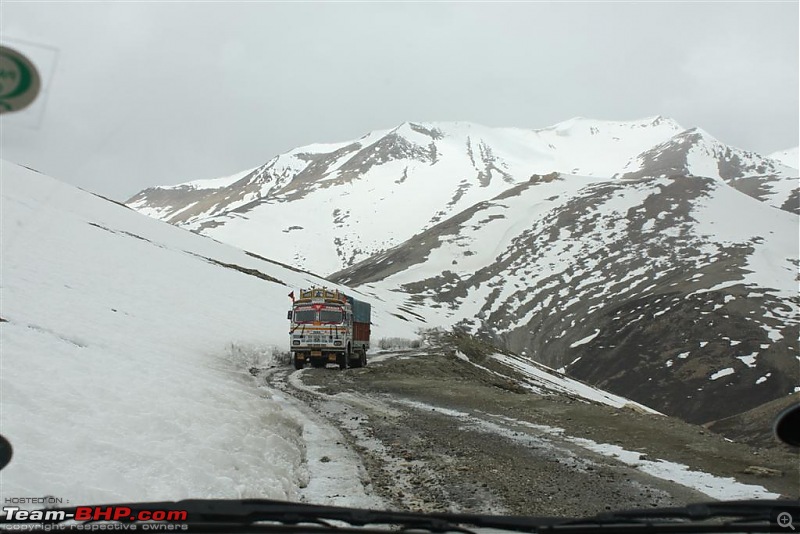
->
[264,348,798,516]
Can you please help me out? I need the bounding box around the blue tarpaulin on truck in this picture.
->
[346,296,371,324]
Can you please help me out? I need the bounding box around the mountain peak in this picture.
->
[390,121,450,139]
[642,115,682,129]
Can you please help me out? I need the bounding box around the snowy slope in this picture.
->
[127,117,687,275]
[769,147,799,169]
[0,161,421,504]
[332,172,800,424]
[621,129,799,214]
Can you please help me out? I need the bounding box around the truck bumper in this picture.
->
[293,350,343,362]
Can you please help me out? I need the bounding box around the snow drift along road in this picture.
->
[0,161,418,504]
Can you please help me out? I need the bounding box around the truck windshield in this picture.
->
[319,308,343,323]
[294,309,316,323]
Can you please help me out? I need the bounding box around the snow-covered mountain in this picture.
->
[620,129,798,213]
[125,117,799,427]
[128,118,798,277]
[128,117,705,275]
[332,171,799,425]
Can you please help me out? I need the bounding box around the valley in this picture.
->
[127,116,800,450]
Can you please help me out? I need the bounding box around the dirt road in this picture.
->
[260,344,798,517]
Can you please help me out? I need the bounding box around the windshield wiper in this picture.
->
[573,500,792,522]
[550,500,800,532]
[1,498,797,533]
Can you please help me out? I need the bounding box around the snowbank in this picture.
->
[0,161,412,504]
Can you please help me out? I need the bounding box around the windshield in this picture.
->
[1,0,797,528]
[319,308,343,324]
[293,308,316,323]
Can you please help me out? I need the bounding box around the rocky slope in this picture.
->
[331,172,799,425]
[620,129,798,213]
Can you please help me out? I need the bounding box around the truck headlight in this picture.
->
[334,340,342,346]
[293,340,300,346]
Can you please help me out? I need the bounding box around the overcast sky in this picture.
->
[1,1,798,200]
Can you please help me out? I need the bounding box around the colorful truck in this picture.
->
[288,287,371,370]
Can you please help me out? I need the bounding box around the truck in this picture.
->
[288,287,371,370]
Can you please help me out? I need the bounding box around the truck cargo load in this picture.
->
[346,295,371,324]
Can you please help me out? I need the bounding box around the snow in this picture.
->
[395,399,471,419]
[490,353,661,413]
[763,324,784,343]
[709,368,735,381]
[569,329,600,348]
[455,351,470,362]
[409,407,781,501]
[364,168,795,358]
[265,385,383,509]
[690,178,799,299]
[0,161,415,505]
[736,354,758,368]
[566,438,780,500]
[494,415,780,500]
[685,141,722,180]
[768,147,799,169]
[534,116,684,178]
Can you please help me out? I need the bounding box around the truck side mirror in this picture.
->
[287,310,292,320]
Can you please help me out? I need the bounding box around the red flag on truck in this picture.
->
[288,291,295,302]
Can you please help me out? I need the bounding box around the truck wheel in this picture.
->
[350,350,367,368]
[339,346,351,370]
[293,358,304,370]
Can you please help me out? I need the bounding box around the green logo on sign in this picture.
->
[0,46,41,114]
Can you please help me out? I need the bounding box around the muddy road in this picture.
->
[260,345,798,517]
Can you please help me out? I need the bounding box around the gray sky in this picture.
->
[1,1,798,201]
